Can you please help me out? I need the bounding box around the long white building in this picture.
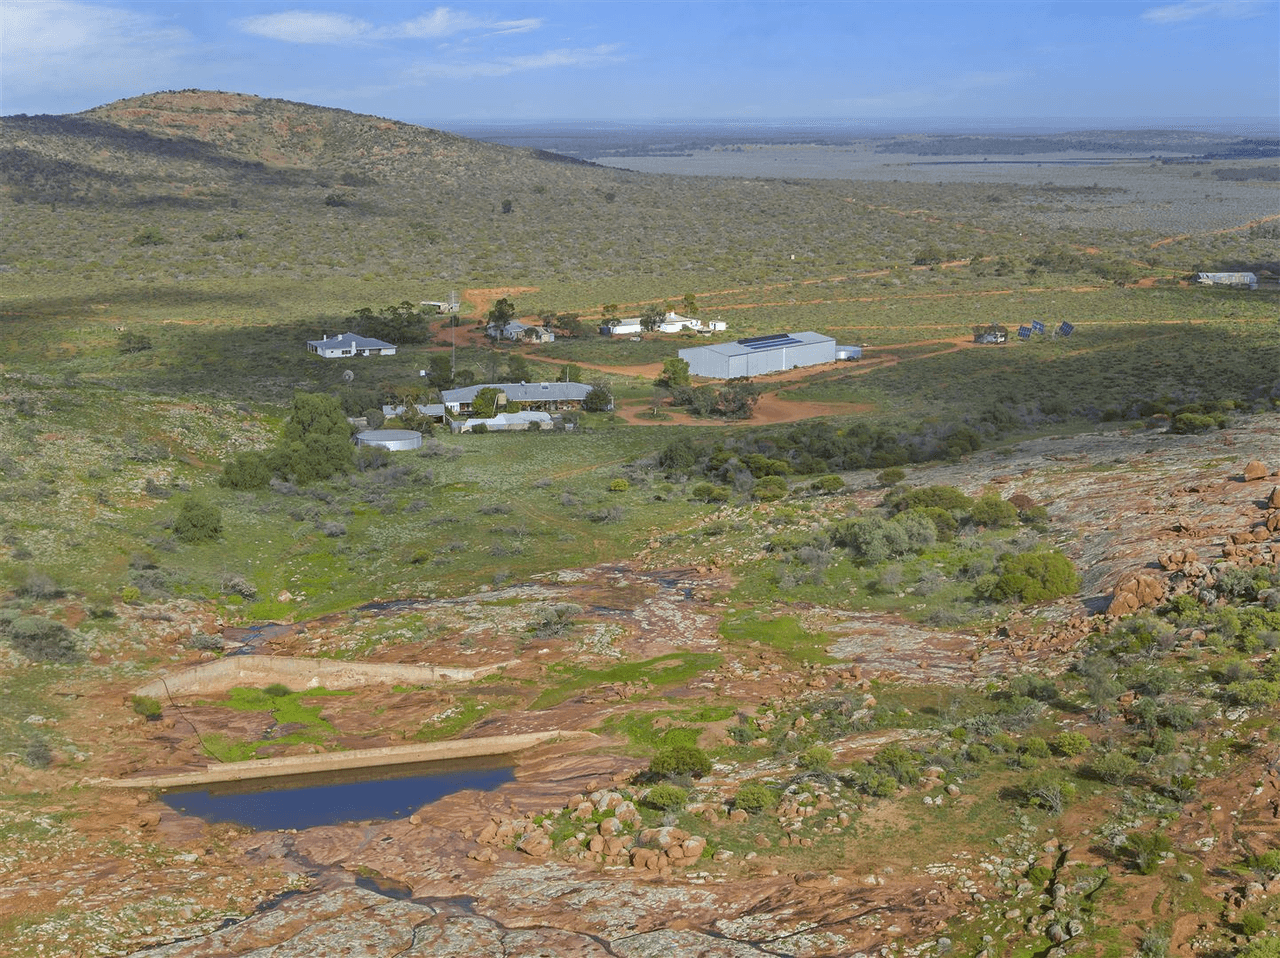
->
[679,332,836,379]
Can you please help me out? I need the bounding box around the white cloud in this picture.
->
[1142,1,1267,23]
[386,8,541,39]
[408,44,622,79]
[234,6,542,45]
[1,1,191,109]
[236,11,370,44]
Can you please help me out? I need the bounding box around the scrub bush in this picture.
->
[643,783,689,811]
[173,497,222,543]
[649,745,711,779]
[981,549,1079,603]
[733,781,777,813]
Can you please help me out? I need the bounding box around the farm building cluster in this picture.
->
[381,381,601,434]
[598,312,727,336]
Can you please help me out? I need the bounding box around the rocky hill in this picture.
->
[1,89,598,206]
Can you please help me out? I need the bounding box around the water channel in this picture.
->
[160,755,515,831]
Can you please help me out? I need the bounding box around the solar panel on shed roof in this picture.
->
[737,334,806,351]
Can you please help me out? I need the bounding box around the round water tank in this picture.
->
[355,429,422,451]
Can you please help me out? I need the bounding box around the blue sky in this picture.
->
[2,1,1277,125]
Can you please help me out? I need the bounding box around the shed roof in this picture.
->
[686,331,834,360]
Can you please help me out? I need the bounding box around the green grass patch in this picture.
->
[595,704,737,752]
[719,613,835,666]
[531,652,722,710]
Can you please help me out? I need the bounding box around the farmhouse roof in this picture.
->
[307,331,396,350]
[441,382,592,405]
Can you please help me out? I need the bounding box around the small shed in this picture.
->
[1195,272,1258,289]
[355,429,422,451]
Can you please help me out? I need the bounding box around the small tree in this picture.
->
[1022,769,1076,814]
[487,297,516,331]
[118,332,153,354]
[583,382,613,412]
[656,357,691,388]
[639,303,665,332]
[173,497,222,543]
[471,387,502,419]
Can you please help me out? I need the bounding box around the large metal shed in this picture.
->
[678,332,836,379]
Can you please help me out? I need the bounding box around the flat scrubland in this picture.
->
[1,92,1279,957]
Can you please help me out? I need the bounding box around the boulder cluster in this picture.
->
[469,787,711,875]
[1107,461,1280,617]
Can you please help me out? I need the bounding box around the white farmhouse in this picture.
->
[307,332,397,358]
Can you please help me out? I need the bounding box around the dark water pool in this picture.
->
[161,755,515,831]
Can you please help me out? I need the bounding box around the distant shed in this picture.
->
[679,332,836,379]
[355,429,422,451]
[1195,272,1257,289]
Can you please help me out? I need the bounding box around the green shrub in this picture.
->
[1244,850,1280,875]
[263,683,292,698]
[608,478,630,492]
[173,497,223,543]
[1239,911,1267,937]
[1121,830,1172,874]
[1020,736,1051,759]
[1226,680,1280,706]
[644,783,689,811]
[1090,750,1139,785]
[1172,412,1221,434]
[982,549,1080,603]
[871,742,921,784]
[1237,939,1280,958]
[658,442,697,474]
[1022,770,1076,813]
[909,506,958,541]
[219,450,272,490]
[131,695,163,719]
[810,474,845,494]
[877,467,906,486]
[7,615,79,663]
[798,745,834,770]
[753,475,789,501]
[1052,731,1091,757]
[734,781,776,813]
[970,494,1018,528]
[692,483,731,503]
[649,744,712,779]
[888,484,972,514]
[129,227,168,247]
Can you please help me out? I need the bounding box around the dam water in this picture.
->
[160,755,515,831]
